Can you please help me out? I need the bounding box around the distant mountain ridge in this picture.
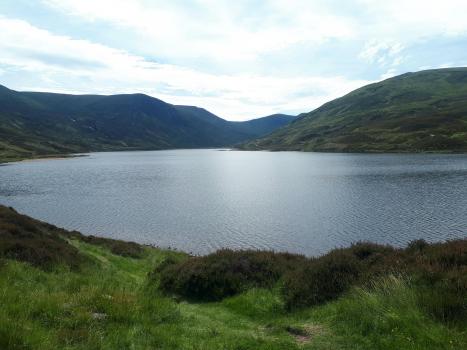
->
[0,85,295,162]
[231,114,297,137]
[241,68,467,152]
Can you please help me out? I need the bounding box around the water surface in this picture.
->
[1,150,466,256]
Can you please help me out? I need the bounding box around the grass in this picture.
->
[241,68,467,152]
[309,277,465,349]
[0,244,302,349]
[1,206,466,349]
[1,242,466,349]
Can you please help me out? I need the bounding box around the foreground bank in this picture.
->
[0,205,466,349]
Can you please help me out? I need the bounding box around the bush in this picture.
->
[282,250,362,310]
[407,240,467,324]
[78,235,144,258]
[156,249,305,301]
[281,242,399,310]
[0,205,87,270]
[0,237,85,270]
[282,239,467,324]
[416,269,467,325]
[348,241,395,261]
[407,239,429,253]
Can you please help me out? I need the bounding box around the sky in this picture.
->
[0,1,466,121]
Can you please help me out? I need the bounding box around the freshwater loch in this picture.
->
[1,149,466,256]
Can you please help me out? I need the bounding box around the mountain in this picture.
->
[231,114,296,138]
[0,85,295,162]
[240,68,467,152]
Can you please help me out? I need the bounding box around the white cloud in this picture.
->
[0,17,370,120]
[2,1,466,120]
[359,40,405,66]
[358,0,467,37]
[42,0,357,62]
[359,39,406,80]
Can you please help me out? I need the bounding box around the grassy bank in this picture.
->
[1,205,466,349]
[0,152,80,165]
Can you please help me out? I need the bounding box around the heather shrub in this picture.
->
[0,206,86,270]
[78,235,144,258]
[157,249,305,301]
[416,269,467,324]
[282,250,362,310]
[282,238,467,324]
[407,240,467,324]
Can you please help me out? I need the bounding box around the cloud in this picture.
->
[41,0,357,63]
[358,0,467,37]
[359,40,406,80]
[0,16,370,120]
[1,1,466,120]
[359,41,404,65]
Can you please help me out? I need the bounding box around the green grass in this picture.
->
[309,276,466,349]
[241,68,467,152]
[1,241,466,349]
[0,243,301,349]
[1,206,466,349]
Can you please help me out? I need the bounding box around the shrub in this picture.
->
[406,240,467,324]
[282,238,467,323]
[0,237,85,270]
[416,269,467,325]
[282,250,362,310]
[156,249,306,301]
[0,206,86,270]
[78,235,144,258]
[407,239,429,253]
[348,241,395,261]
[419,239,467,269]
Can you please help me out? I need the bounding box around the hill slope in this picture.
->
[0,86,294,162]
[1,205,466,349]
[231,113,296,138]
[241,68,467,152]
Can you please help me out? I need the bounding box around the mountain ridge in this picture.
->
[240,68,467,153]
[0,85,296,162]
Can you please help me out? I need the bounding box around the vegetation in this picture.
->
[241,68,467,152]
[75,234,144,259]
[1,205,466,349]
[158,249,306,301]
[0,84,295,163]
[0,206,87,270]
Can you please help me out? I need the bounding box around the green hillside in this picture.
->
[231,114,296,137]
[1,205,466,349]
[241,68,467,152]
[0,86,294,162]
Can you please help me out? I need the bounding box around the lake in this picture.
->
[0,150,466,256]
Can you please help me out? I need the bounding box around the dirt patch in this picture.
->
[286,324,326,344]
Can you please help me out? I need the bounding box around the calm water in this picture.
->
[1,150,466,256]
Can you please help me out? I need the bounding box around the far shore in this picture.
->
[0,153,87,165]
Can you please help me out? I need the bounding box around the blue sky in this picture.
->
[0,0,466,120]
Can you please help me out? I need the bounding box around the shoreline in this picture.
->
[0,153,87,165]
[3,147,467,165]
